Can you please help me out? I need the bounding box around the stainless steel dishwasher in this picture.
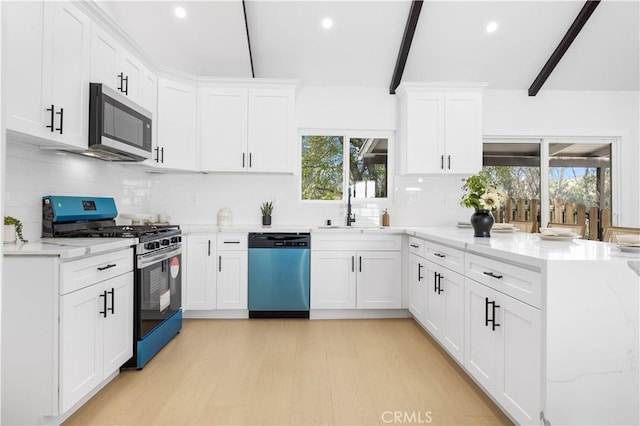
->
[248,233,310,318]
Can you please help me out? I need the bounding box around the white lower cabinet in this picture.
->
[59,272,133,413]
[216,234,248,310]
[424,260,465,363]
[465,277,541,425]
[184,234,216,310]
[408,253,426,322]
[310,235,402,310]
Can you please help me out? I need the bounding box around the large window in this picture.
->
[482,138,615,239]
[301,132,389,201]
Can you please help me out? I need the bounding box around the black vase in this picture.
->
[262,215,272,226]
[470,210,494,237]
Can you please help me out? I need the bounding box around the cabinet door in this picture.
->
[3,1,46,137]
[444,92,482,174]
[217,250,248,310]
[405,93,445,174]
[42,1,91,149]
[356,251,402,309]
[102,272,134,377]
[199,88,248,172]
[408,253,426,324]
[247,89,295,173]
[464,278,497,393]
[424,261,445,337]
[59,284,103,413]
[157,78,198,170]
[439,266,465,363]
[495,293,541,425]
[184,235,216,310]
[310,251,356,309]
[120,50,144,103]
[89,23,119,90]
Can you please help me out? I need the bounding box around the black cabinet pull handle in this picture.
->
[483,271,503,279]
[154,147,160,163]
[485,297,490,326]
[351,256,354,272]
[242,153,245,168]
[219,255,222,272]
[359,256,362,272]
[99,291,107,318]
[249,153,252,168]
[484,297,501,330]
[410,244,419,248]
[107,288,115,314]
[123,75,129,95]
[434,272,438,293]
[223,241,240,244]
[418,263,423,281]
[55,108,63,134]
[447,155,451,170]
[492,303,501,330]
[160,147,164,163]
[117,72,124,92]
[433,253,446,258]
[440,155,444,170]
[46,105,55,132]
[97,263,116,271]
[437,273,444,294]
[208,240,211,256]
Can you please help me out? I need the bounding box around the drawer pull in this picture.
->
[483,271,503,279]
[223,241,240,244]
[97,264,116,271]
[219,256,222,272]
[410,244,419,248]
[433,253,446,258]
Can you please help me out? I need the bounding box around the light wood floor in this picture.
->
[64,319,511,425]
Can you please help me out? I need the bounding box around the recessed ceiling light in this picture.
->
[486,21,498,33]
[322,18,333,29]
[174,6,187,19]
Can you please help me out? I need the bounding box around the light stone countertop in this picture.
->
[2,238,138,259]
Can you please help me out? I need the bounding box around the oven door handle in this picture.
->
[137,246,182,269]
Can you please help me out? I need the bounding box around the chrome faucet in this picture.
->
[346,188,356,226]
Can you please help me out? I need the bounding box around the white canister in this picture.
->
[217,208,232,227]
[3,224,16,243]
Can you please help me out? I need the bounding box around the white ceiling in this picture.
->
[102,0,639,91]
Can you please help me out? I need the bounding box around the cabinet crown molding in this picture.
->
[396,82,488,97]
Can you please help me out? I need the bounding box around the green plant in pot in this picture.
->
[4,216,27,243]
[260,201,273,227]
[460,173,502,238]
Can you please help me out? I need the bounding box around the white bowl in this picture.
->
[540,227,574,236]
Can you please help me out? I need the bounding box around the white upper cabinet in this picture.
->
[199,84,296,173]
[4,1,91,150]
[397,83,484,175]
[90,23,144,104]
[156,77,198,171]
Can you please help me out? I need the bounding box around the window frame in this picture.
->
[483,136,620,226]
[298,128,394,204]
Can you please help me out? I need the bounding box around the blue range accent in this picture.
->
[248,248,310,311]
[136,309,182,368]
[43,195,117,222]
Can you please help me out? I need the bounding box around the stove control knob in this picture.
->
[170,236,179,244]
[144,242,155,250]
[162,239,170,246]
[154,241,161,249]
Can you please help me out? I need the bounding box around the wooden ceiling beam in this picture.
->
[389,0,423,95]
[528,0,600,96]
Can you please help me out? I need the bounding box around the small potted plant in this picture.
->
[260,201,273,227]
[4,216,26,243]
[460,174,502,237]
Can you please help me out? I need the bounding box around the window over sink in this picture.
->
[300,131,391,202]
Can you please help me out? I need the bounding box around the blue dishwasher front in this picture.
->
[248,233,310,318]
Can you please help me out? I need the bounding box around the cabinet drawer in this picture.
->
[60,249,133,295]
[424,241,464,274]
[465,253,541,308]
[408,237,425,257]
[313,234,401,251]
[217,233,247,250]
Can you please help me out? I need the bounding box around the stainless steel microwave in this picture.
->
[88,83,152,161]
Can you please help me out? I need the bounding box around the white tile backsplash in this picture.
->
[3,140,152,241]
[4,140,472,237]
